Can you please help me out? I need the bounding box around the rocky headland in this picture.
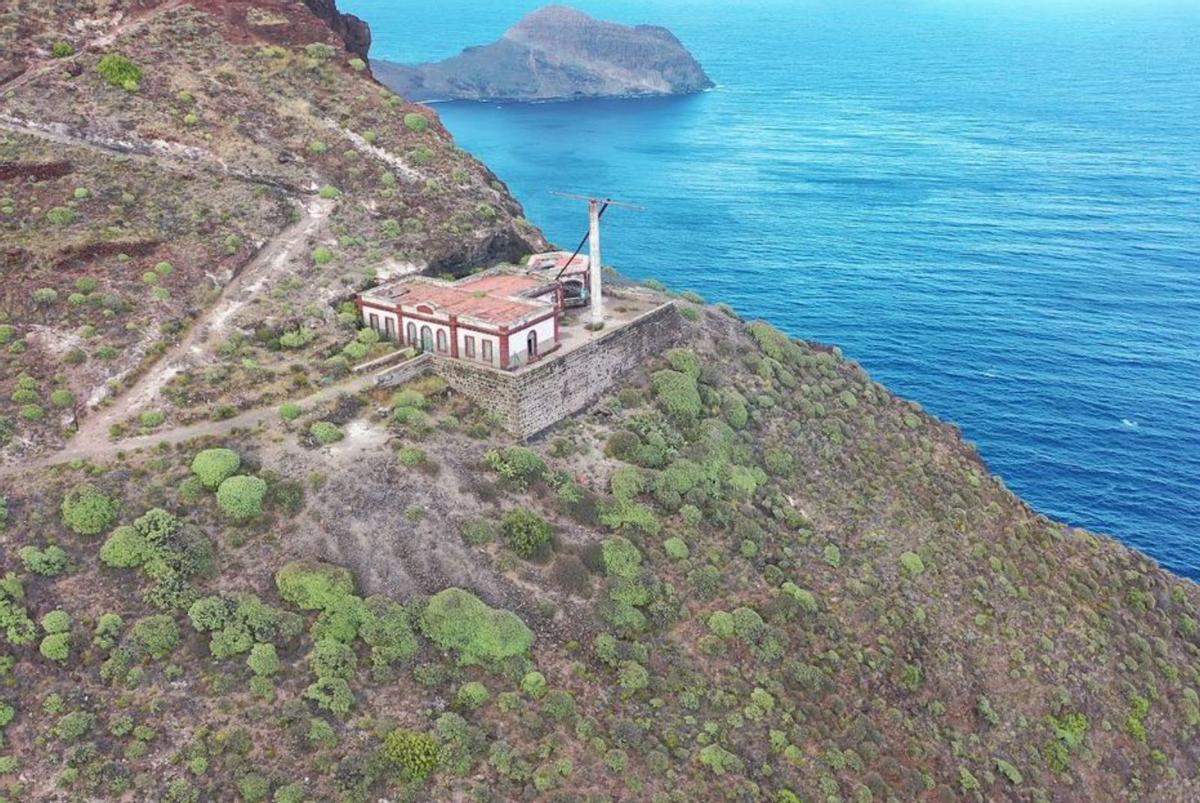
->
[375,5,714,103]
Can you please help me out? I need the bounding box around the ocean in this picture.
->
[342,0,1200,579]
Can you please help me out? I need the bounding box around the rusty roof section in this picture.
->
[362,274,553,327]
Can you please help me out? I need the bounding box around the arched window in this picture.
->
[436,330,448,353]
[406,323,416,345]
[527,330,538,359]
[420,326,433,352]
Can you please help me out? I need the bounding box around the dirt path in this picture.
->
[6,370,380,477]
[65,195,335,453]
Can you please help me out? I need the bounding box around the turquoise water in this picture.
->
[343,0,1200,578]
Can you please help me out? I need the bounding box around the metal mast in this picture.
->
[551,192,643,328]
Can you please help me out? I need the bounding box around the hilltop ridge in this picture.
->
[375,5,715,103]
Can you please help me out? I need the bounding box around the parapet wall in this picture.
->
[433,301,684,439]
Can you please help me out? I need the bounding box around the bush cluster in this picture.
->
[380,728,438,781]
[191,448,241,490]
[99,508,214,611]
[420,588,533,667]
[97,53,142,90]
[483,447,546,489]
[500,508,552,559]
[216,475,267,521]
[61,483,118,536]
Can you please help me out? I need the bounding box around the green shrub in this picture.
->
[191,448,241,490]
[456,681,489,709]
[601,536,643,578]
[99,524,152,568]
[304,677,354,716]
[309,421,343,445]
[131,614,179,659]
[520,670,547,698]
[61,483,118,535]
[617,660,649,694]
[380,728,438,781]
[651,370,702,422]
[93,613,122,649]
[52,41,75,58]
[420,588,533,666]
[359,596,419,672]
[403,113,429,133]
[483,446,546,489]
[707,610,735,638]
[40,633,70,662]
[278,403,302,421]
[97,53,142,90]
[391,389,426,410]
[781,582,818,613]
[665,348,701,379]
[461,519,496,546]
[54,711,94,742]
[50,389,75,408]
[663,537,689,560]
[238,774,270,803]
[279,328,315,349]
[397,446,426,468]
[312,246,334,265]
[900,551,925,576]
[275,561,355,611]
[46,207,76,226]
[318,185,340,200]
[698,743,741,775]
[216,476,267,521]
[18,545,68,576]
[140,409,165,429]
[41,610,71,633]
[500,508,552,559]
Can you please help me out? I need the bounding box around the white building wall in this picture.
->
[457,328,501,368]
[508,316,557,368]
[363,308,400,342]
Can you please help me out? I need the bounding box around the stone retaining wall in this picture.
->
[433,302,684,439]
[374,352,432,388]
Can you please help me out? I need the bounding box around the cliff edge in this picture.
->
[375,5,714,102]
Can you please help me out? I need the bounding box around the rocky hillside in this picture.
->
[376,5,714,103]
[0,0,545,463]
[2,3,1199,803]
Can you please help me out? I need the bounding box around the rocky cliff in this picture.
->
[375,5,714,102]
[302,0,373,62]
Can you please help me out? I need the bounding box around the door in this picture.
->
[420,326,433,352]
[385,318,396,341]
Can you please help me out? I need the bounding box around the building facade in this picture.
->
[357,270,563,370]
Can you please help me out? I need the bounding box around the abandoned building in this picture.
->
[357,270,562,370]
[356,202,683,438]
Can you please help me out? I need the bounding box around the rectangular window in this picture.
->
[464,335,476,358]
[482,340,493,364]
[369,313,379,332]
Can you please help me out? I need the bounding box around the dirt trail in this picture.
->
[5,371,379,477]
[66,196,335,454]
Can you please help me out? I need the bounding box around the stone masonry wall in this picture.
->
[373,352,432,388]
[433,302,684,439]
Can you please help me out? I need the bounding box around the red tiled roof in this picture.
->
[458,273,546,297]
[367,278,549,327]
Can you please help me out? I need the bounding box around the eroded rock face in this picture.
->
[375,4,714,102]
[302,0,372,62]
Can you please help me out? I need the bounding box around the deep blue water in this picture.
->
[344,0,1200,578]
